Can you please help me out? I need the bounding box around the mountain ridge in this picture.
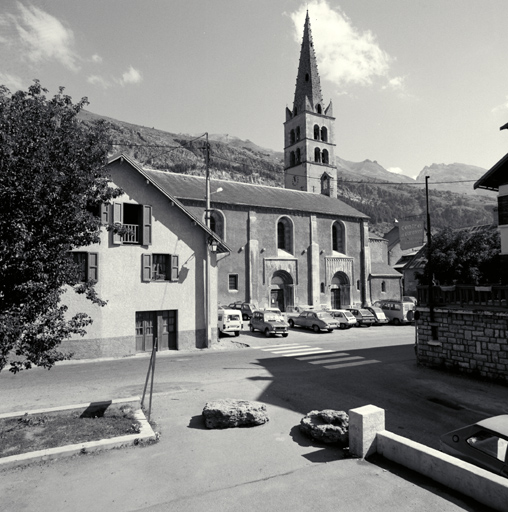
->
[78,109,496,235]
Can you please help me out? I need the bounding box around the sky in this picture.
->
[2,0,508,179]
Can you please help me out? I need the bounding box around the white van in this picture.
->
[218,308,243,337]
[374,300,414,325]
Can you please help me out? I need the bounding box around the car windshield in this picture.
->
[359,309,373,316]
[343,311,354,319]
[265,314,280,322]
[316,312,333,320]
[370,307,383,314]
[227,314,240,321]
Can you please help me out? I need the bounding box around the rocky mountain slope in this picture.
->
[78,109,496,235]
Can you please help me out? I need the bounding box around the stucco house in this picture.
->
[62,154,229,359]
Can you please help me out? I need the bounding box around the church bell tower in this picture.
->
[284,12,337,197]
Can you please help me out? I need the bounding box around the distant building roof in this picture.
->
[474,152,508,191]
[370,262,402,277]
[138,167,369,219]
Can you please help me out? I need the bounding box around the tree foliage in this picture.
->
[0,81,121,373]
[418,227,501,286]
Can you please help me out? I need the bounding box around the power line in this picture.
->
[110,138,480,187]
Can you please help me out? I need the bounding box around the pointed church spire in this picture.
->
[293,11,323,115]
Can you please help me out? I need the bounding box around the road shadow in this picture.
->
[369,454,497,512]
[289,424,348,463]
[188,414,207,430]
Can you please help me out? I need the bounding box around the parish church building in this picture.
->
[144,12,401,312]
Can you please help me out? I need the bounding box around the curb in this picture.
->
[0,396,157,471]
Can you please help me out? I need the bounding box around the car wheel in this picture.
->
[282,333,288,338]
[234,331,240,337]
[313,325,320,333]
[327,328,333,333]
[264,328,271,338]
[393,318,401,326]
[249,324,255,333]
[339,323,346,330]
[365,324,371,328]
[289,319,294,328]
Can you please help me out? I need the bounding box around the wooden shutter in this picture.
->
[100,203,109,225]
[113,202,123,244]
[170,254,179,282]
[88,253,99,281]
[142,205,152,246]
[142,254,152,282]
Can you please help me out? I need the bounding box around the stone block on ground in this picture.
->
[300,409,349,445]
[202,399,269,429]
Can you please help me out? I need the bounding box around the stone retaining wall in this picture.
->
[416,307,508,384]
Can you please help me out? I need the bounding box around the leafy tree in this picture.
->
[418,227,501,286]
[0,81,121,373]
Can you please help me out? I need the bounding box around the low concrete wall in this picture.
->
[349,405,508,512]
[377,431,508,512]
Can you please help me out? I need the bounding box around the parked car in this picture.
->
[288,310,339,332]
[250,310,289,338]
[228,301,258,320]
[440,415,508,478]
[403,295,418,306]
[347,308,376,327]
[286,305,315,319]
[366,306,389,325]
[328,309,357,329]
[374,300,415,325]
[217,308,243,337]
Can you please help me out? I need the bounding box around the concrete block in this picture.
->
[348,404,385,459]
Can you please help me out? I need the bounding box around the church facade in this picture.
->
[142,12,401,312]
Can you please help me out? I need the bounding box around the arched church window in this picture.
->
[316,104,322,114]
[290,129,295,145]
[321,126,328,142]
[321,174,329,195]
[381,281,386,292]
[313,125,319,140]
[296,148,301,164]
[277,217,293,254]
[314,147,321,163]
[290,152,295,167]
[296,126,301,140]
[332,221,345,253]
[322,149,329,164]
[209,210,225,240]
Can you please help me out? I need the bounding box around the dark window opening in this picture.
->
[316,104,322,114]
[322,149,329,164]
[321,126,328,142]
[290,152,295,167]
[290,129,295,144]
[296,148,301,164]
[314,125,319,140]
[332,222,345,253]
[296,126,300,140]
[228,274,238,291]
[314,147,321,163]
[305,73,309,82]
[277,222,286,250]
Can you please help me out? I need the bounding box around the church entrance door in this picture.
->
[270,289,284,312]
[331,288,341,309]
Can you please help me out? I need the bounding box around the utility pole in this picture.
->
[204,133,212,348]
[425,176,436,338]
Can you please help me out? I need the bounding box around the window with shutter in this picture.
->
[142,205,152,245]
[142,254,152,281]
[71,252,99,282]
[171,255,179,282]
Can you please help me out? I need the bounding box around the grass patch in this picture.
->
[0,404,141,458]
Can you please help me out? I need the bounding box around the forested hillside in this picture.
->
[79,110,496,236]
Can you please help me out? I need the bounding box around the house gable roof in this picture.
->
[108,154,231,254]
[474,152,508,191]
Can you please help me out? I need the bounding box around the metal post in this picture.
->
[204,133,212,348]
[425,176,436,339]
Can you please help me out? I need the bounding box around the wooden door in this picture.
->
[332,288,341,309]
[135,311,156,352]
[158,310,177,350]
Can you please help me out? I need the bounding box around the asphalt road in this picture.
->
[1,324,506,450]
[1,324,505,512]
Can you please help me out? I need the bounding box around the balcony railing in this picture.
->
[417,285,508,309]
[122,224,139,244]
